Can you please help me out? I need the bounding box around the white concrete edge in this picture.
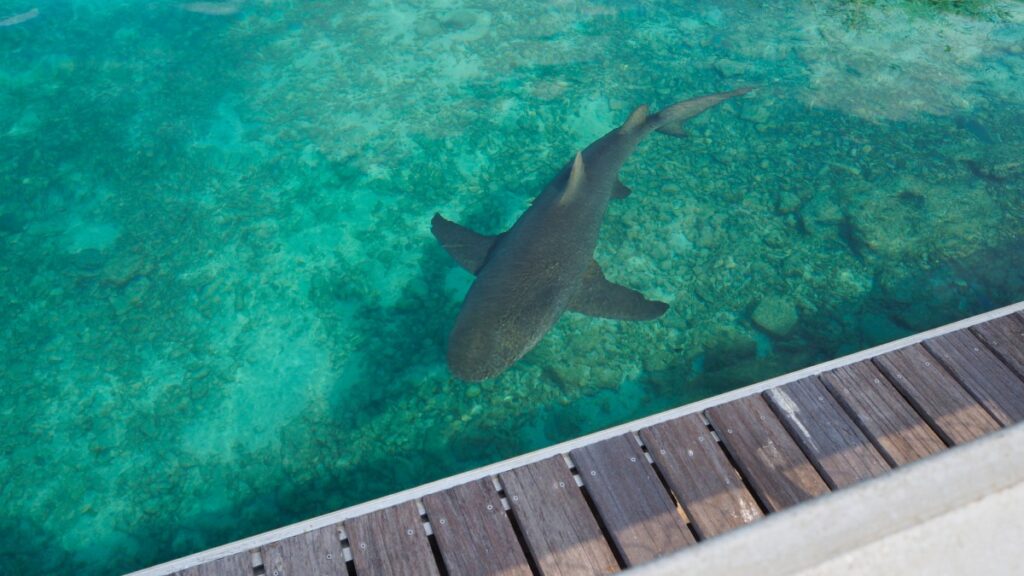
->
[127,301,1024,576]
[626,420,1024,576]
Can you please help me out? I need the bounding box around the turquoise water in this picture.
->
[1,0,1022,573]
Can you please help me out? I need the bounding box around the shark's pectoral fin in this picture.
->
[568,260,669,320]
[613,179,632,199]
[431,213,498,274]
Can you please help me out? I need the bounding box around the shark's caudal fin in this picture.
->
[645,86,754,138]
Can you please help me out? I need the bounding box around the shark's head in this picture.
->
[447,304,553,381]
[447,324,533,382]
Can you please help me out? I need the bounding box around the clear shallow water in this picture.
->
[0,0,1022,573]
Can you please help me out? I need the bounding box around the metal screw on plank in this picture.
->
[512,495,519,501]
[558,481,565,488]
[630,456,637,462]
[590,470,597,476]
[359,543,367,550]
[486,504,494,511]
[327,553,333,560]
[439,518,447,525]
[873,378,880,384]
[406,529,414,536]
[659,449,666,455]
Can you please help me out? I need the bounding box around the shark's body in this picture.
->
[433,88,751,381]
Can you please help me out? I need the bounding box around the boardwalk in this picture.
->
[134,304,1024,576]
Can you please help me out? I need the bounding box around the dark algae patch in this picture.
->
[0,1,1022,574]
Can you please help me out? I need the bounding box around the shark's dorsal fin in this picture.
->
[568,260,669,320]
[621,105,649,133]
[430,213,499,275]
[613,179,632,199]
[559,152,586,206]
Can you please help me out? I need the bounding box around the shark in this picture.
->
[432,87,752,381]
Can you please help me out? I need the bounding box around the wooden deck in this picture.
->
[133,304,1024,576]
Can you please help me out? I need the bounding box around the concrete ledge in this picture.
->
[628,421,1024,576]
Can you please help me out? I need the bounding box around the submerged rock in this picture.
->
[702,327,758,372]
[124,276,151,305]
[752,295,799,336]
[740,101,772,125]
[847,176,1001,262]
[964,146,1024,182]
[714,58,750,78]
[416,9,492,42]
[69,248,107,275]
[102,254,152,287]
[799,195,844,238]
[441,10,478,32]
[774,190,802,214]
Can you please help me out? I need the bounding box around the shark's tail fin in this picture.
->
[644,86,754,138]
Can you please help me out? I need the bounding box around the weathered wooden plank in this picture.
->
[821,362,946,466]
[258,524,345,576]
[764,377,891,489]
[174,552,252,576]
[569,435,694,565]
[421,478,531,576]
[971,313,1024,382]
[924,330,1024,425]
[874,344,1001,445]
[705,395,830,512]
[344,501,440,576]
[499,456,619,575]
[639,414,763,540]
